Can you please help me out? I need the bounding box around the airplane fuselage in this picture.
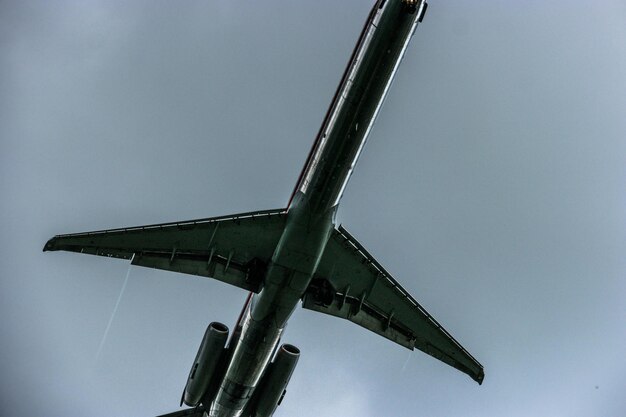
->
[44,2,485,414]
[209,1,426,416]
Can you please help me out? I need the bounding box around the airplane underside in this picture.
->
[44,1,484,417]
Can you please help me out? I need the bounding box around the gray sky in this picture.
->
[2,1,626,416]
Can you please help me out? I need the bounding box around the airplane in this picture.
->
[43,1,483,416]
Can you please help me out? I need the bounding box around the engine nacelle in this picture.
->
[251,344,300,417]
[183,322,229,407]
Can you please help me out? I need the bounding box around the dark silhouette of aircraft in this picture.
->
[44,1,483,416]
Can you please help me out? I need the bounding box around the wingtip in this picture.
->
[43,237,57,252]
[476,370,485,385]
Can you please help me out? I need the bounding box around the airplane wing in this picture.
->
[156,406,206,417]
[43,209,287,293]
[302,225,484,384]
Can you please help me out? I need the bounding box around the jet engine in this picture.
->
[250,344,300,417]
[182,322,229,407]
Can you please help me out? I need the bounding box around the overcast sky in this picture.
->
[2,1,626,416]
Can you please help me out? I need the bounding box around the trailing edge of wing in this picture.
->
[43,209,287,293]
[303,225,484,384]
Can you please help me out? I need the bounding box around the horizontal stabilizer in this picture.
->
[303,225,484,384]
[44,209,287,293]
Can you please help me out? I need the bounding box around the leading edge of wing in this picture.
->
[43,208,287,253]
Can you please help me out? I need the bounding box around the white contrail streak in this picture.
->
[96,265,132,361]
[401,350,412,373]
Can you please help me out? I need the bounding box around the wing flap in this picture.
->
[44,209,286,293]
[131,252,258,292]
[303,225,484,384]
[302,291,415,349]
